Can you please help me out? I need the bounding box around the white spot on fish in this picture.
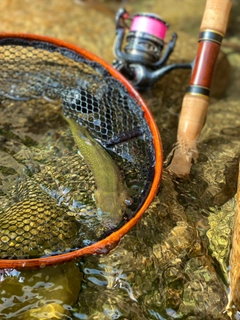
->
[82,136,93,146]
[77,150,84,158]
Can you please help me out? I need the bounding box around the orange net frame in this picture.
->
[0,33,163,269]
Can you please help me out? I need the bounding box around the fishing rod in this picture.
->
[167,0,232,177]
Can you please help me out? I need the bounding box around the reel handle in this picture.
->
[167,0,232,177]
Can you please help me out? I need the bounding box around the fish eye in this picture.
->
[124,198,132,206]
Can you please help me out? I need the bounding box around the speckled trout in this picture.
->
[65,117,132,227]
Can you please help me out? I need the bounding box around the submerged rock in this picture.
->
[0,261,82,319]
[76,172,230,319]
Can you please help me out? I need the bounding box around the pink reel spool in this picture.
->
[124,12,169,64]
[130,13,168,41]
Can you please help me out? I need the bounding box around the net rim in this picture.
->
[0,32,163,269]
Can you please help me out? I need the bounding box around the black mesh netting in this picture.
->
[0,38,155,259]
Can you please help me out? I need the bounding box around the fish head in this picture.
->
[94,188,132,229]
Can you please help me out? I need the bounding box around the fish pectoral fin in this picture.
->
[77,150,84,159]
[92,192,96,202]
[93,189,101,206]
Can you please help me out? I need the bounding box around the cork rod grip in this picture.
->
[200,0,232,34]
[177,95,208,145]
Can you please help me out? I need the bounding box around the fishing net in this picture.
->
[0,35,162,268]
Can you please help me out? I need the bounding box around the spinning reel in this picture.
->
[113,8,192,90]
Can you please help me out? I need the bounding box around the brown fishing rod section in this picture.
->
[0,33,163,269]
[167,0,232,177]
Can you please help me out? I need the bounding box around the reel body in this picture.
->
[113,8,192,90]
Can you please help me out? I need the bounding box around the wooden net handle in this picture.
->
[229,163,240,311]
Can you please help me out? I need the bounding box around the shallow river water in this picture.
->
[0,0,240,319]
